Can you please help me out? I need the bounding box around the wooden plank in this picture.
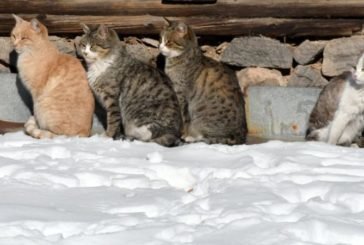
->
[1,14,363,37]
[0,120,24,134]
[2,0,364,18]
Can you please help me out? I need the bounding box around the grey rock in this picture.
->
[288,64,328,88]
[322,36,364,77]
[0,37,13,63]
[221,36,293,69]
[49,36,76,56]
[293,40,327,65]
[125,43,159,67]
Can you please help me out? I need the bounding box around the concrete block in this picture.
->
[0,73,32,122]
[245,86,321,140]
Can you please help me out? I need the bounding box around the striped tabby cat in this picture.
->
[78,24,182,146]
[159,20,247,145]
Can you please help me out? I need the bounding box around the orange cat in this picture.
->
[11,15,94,138]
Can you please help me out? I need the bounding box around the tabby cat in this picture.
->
[78,24,182,146]
[306,53,364,146]
[159,20,247,145]
[11,15,94,138]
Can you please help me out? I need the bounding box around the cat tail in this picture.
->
[305,127,318,141]
[24,116,56,139]
[200,134,246,145]
[153,133,182,147]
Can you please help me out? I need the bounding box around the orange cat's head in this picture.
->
[159,19,197,58]
[11,14,48,53]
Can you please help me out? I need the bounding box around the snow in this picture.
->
[0,132,364,245]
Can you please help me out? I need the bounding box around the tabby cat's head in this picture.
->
[11,14,48,53]
[78,24,120,64]
[159,19,197,58]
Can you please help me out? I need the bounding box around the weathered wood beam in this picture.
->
[1,14,363,37]
[2,0,364,18]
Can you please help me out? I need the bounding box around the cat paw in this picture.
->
[183,136,197,143]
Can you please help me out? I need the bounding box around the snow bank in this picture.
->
[0,132,364,244]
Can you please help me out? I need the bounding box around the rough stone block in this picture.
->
[236,67,287,94]
[125,43,159,67]
[322,36,364,77]
[293,40,327,65]
[287,64,328,88]
[221,36,293,69]
[49,36,76,56]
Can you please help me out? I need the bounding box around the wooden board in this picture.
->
[2,0,364,18]
[1,14,364,37]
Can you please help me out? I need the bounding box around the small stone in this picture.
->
[126,43,159,67]
[49,36,76,56]
[236,67,288,94]
[287,64,328,88]
[0,37,13,65]
[293,40,327,65]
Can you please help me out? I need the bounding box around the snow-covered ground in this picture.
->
[0,132,364,245]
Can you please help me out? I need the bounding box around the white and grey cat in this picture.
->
[306,53,364,146]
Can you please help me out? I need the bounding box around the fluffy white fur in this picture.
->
[159,36,183,58]
[81,44,115,85]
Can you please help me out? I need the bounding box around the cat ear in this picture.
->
[30,18,41,33]
[176,22,188,34]
[162,17,172,27]
[80,23,90,34]
[97,24,109,39]
[12,14,24,24]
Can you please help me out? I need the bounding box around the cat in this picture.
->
[159,19,247,145]
[77,24,182,147]
[11,15,95,139]
[306,53,364,146]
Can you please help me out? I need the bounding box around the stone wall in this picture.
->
[1,34,363,138]
[2,34,363,92]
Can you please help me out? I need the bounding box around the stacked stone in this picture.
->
[219,36,364,91]
[1,34,364,98]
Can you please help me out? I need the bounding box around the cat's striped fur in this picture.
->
[78,24,182,146]
[159,20,247,145]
